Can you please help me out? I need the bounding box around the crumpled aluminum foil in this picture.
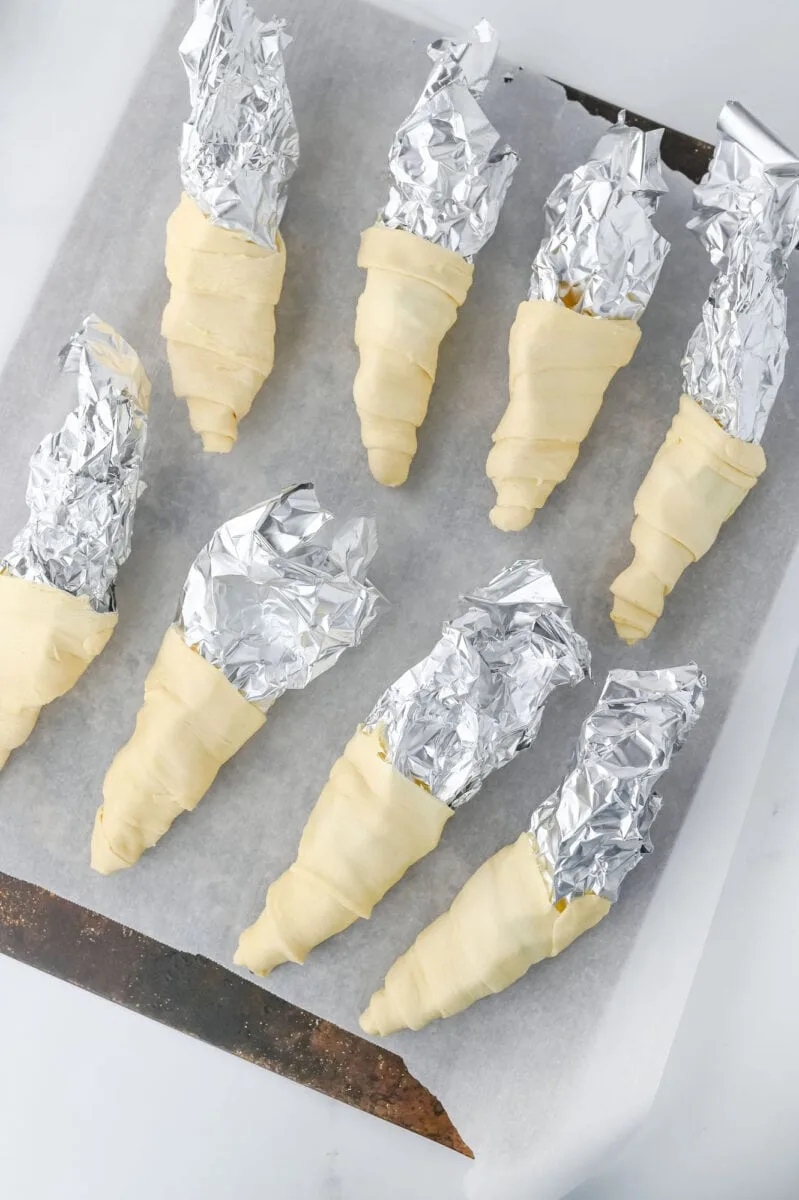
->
[529,113,670,320]
[364,560,590,808]
[179,0,299,251]
[2,314,150,614]
[530,664,706,905]
[379,19,519,260]
[177,483,385,711]
[682,101,799,443]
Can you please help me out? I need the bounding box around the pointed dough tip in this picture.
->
[359,990,401,1037]
[367,449,410,487]
[489,504,534,532]
[201,431,235,454]
[232,944,274,974]
[233,924,290,977]
[90,810,133,876]
[610,616,646,646]
[90,853,130,876]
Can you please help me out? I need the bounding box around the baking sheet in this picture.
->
[1,0,798,1192]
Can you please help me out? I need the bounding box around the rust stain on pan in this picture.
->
[0,872,471,1156]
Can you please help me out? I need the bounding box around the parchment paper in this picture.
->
[1,0,798,1194]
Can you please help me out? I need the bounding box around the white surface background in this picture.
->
[575,651,799,1200]
[1,2,798,1198]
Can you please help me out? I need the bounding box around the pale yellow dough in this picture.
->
[610,395,766,644]
[91,624,265,874]
[162,192,286,453]
[487,300,641,530]
[0,573,117,770]
[354,225,473,486]
[360,832,609,1035]
[235,726,452,975]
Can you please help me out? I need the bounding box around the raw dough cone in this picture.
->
[361,833,609,1035]
[354,224,474,486]
[0,574,117,770]
[91,625,265,874]
[487,300,641,530]
[610,395,766,644]
[162,192,287,453]
[235,726,452,975]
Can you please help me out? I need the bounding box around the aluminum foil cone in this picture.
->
[364,560,590,808]
[531,664,706,904]
[179,0,299,250]
[682,101,799,442]
[2,314,150,614]
[177,483,385,710]
[379,19,519,260]
[529,113,670,319]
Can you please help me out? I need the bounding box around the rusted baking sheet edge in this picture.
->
[0,872,471,1157]
[559,82,714,182]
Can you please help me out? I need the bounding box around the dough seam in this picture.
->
[487,299,640,531]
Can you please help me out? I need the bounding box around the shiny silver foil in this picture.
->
[2,315,150,614]
[529,113,670,320]
[179,0,299,250]
[682,102,799,442]
[177,483,384,711]
[379,19,519,260]
[530,664,706,905]
[364,560,590,808]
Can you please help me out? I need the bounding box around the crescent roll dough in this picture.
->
[360,832,609,1035]
[354,225,474,486]
[610,395,766,644]
[487,300,641,531]
[235,726,452,975]
[162,192,287,454]
[91,625,265,874]
[0,574,117,770]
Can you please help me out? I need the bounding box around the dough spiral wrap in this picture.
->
[610,395,766,645]
[0,574,117,770]
[91,625,265,874]
[235,727,452,975]
[487,300,641,531]
[162,192,286,454]
[360,833,609,1035]
[353,225,473,487]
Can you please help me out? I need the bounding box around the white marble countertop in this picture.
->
[0,952,467,1200]
[2,3,799,1197]
[576,648,799,1199]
